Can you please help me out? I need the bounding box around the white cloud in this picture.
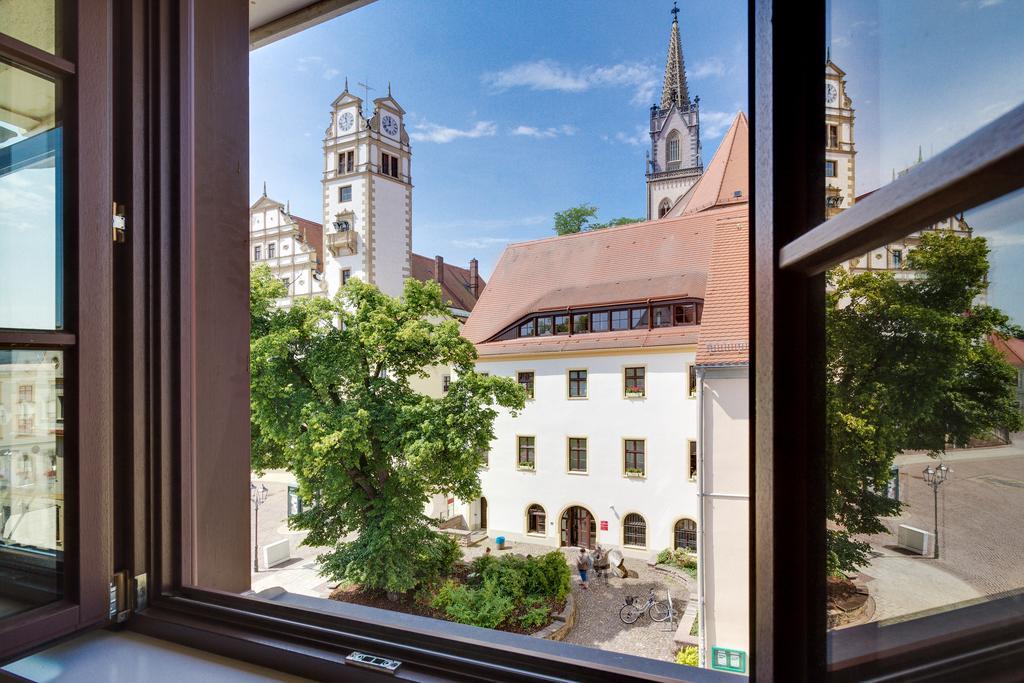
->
[483,59,659,106]
[511,124,577,139]
[296,56,341,81]
[614,126,649,147]
[701,111,736,138]
[450,236,515,249]
[409,120,497,144]
[691,58,727,79]
[978,0,1004,8]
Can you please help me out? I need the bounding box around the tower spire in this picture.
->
[262,180,267,197]
[660,2,689,109]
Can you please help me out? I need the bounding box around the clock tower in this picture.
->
[824,58,855,218]
[322,80,412,298]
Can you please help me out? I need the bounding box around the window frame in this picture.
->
[623,438,645,477]
[567,436,587,473]
[526,504,546,535]
[516,435,536,470]
[566,368,588,399]
[622,512,647,549]
[338,185,352,202]
[516,370,535,400]
[0,0,116,660]
[623,365,646,398]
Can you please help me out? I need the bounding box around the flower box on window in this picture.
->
[518,461,535,471]
[625,468,645,477]
[624,386,645,398]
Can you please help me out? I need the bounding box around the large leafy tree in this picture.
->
[249,266,525,595]
[826,232,1023,574]
[552,204,643,235]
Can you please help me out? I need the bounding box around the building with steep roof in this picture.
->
[993,335,1024,417]
[646,2,703,220]
[249,188,327,309]
[452,114,749,577]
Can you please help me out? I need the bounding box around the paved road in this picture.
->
[856,437,1024,622]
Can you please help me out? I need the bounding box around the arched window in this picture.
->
[527,504,546,534]
[658,198,672,218]
[623,513,646,547]
[666,131,681,163]
[674,518,697,551]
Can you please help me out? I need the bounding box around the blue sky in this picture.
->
[829,0,1024,323]
[249,0,747,277]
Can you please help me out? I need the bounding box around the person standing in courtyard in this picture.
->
[576,547,593,589]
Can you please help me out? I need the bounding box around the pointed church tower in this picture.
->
[646,2,703,220]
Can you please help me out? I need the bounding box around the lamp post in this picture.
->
[250,482,269,572]
[922,463,950,559]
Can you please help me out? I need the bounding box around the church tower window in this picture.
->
[658,198,672,219]
[667,132,681,163]
[339,185,352,202]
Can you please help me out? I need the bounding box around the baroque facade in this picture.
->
[825,59,856,218]
[249,188,326,309]
[646,4,703,219]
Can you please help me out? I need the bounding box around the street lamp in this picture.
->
[250,482,269,572]
[922,463,950,559]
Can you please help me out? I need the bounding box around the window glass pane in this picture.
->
[611,310,629,330]
[825,188,1024,657]
[0,349,64,618]
[553,314,569,335]
[591,311,609,332]
[630,308,647,329]
[536,316,552,336]
[0,2,60,55]
[0,64,61,330]
[828,0,1024,205]
[572,313,588,333]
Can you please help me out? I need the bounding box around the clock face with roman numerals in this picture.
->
[825,84,838,106]
[381,113,399,137]
[339,112,354,132]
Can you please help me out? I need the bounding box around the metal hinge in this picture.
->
[108,570,148,623]
[112,202,127,243]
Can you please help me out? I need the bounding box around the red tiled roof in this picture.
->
[410,253,487,313]
[476,326,700,357]
[464,206,746,350]
[291,214,324,272]
[696,209,750,365]
[669,112,748,217]
[993,334,1024,368]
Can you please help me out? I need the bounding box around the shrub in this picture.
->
[433,551,570,630]
[657,548,697,577]
[676,646,699,667]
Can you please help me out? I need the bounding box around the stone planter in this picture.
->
[531,592,577,641]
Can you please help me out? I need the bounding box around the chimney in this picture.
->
[434,255,444,284]
[469,258,479,298]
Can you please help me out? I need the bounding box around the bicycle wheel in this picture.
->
[619,603,641,625]
[650,601,671,622]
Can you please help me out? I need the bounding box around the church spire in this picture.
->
[660,2,689,109]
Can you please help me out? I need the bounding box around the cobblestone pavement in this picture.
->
[854,438,1024,622]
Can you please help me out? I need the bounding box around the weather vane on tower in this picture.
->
[671,1,679,22]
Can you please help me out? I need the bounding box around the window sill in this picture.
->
[127,589,726,682]
[624,472,646,479]
[517,466,536,472]
[567,470,588,476]
[623,394,646,400]
[566,396,588,401]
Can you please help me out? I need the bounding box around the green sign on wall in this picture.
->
[711,646,746,673]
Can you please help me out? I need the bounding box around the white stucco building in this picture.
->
[825,58,856,219]
[646,4,703,220]
[249,189,326,308]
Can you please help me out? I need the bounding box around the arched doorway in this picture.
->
[560,506,596,548]
[479,497,487,530]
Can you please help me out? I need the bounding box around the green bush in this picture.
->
[433,551,570,630]
[676,646,699,667]
[657,548,697,577]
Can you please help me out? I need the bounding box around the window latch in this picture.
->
[345,652,401,675]
[108,570,147,623]
[112,202,127,243]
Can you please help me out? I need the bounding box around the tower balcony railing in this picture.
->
[325,229,357,257]
[646,165,703,181]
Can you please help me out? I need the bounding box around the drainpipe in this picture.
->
[695,364,707,668]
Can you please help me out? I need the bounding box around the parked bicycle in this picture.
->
[619,588,675,624]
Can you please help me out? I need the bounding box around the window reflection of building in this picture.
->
[0,350,64,552]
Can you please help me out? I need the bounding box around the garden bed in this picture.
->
[330,551,571,635]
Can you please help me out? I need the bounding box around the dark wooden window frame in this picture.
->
[516,371,534,399]
[527,504,545,534]
[0,0,115,662]
[517,436,535,468]
[624,439,645,474]
[624,366,646,397]
[622,513,646,548]
[568,437,587,472]
[568,369,587,398]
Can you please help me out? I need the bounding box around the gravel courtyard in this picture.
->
[465,540,690,663]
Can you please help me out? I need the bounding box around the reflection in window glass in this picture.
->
[0,349,64,619]
[825,188,1024,639]
[0,64,61,329]
[591,311,609,332]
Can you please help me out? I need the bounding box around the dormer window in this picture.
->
[493,298,704,342]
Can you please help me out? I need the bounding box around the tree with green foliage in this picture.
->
[552,204,643,235]
[249,265,526,595]
[826,232,1023,575]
